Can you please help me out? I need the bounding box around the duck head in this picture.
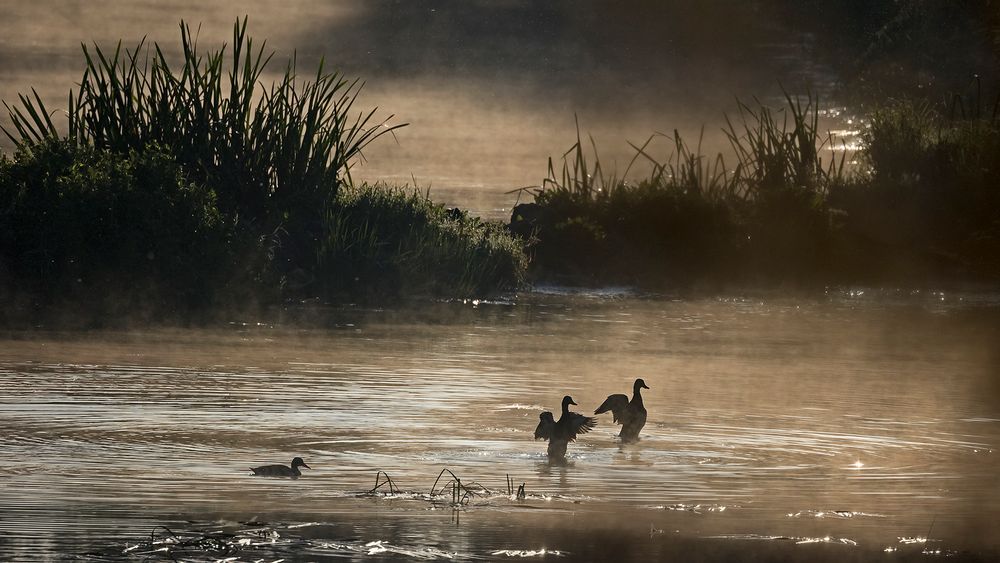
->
[634,378,650,391]
[561,395,577,413]
[291,457,311,470]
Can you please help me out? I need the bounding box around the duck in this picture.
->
[594,378,649,443]
[250,456,311,478]
[535,396,597,459]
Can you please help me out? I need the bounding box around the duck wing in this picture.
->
[559,412,598,441]
[535,416,556,440]
[594,394,629,424]
[250,464,293,477]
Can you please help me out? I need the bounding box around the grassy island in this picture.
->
[0,20,526,325]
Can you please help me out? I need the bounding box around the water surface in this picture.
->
[1,290,998,560]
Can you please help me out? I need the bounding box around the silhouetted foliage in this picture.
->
[2,18,403,282]
[0,20,528,324]
[829,96,1000,281]
[783,0,1000,101]
[320,183,527,298]
[0,139,228,318]
[522,92,1000,287]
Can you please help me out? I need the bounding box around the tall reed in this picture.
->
[723,92,847,199]
[527,93,852,284]
[3,18,403,227]
[320,183,527,297]
[539,92,847,203]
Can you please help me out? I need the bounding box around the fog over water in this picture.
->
[1,292,999,560]
[0,1,842,218]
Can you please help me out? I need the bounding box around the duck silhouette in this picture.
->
[250,456,311,478]
[535,396,597,459]
[594,378,649,443]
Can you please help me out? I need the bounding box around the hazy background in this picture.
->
[0,1,887,217]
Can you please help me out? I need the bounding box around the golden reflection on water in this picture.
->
[0,292,999,559]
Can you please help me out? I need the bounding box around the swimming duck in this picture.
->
[535,396,597,459]
[250,456,311,478]
[594,378,649,443]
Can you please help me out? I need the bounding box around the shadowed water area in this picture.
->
[1,291,999,560]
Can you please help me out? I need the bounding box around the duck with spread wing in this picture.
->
[535,395,597,459]
[594,378,649,443]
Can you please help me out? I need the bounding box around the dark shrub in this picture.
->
[0,139,226,316]
[319,184,527,298]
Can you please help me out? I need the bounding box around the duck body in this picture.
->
[535,396,597,459]
[595,378,649,443]
[250,456,311,478]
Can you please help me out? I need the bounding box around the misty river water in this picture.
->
[1,290,999,560]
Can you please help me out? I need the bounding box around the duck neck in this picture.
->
[632,385,645,407]
[561,399,572,417]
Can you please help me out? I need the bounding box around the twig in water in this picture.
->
[369,470,399,494]
[507,474,527,499]
[431,468,462,495]
[431,467,478,506]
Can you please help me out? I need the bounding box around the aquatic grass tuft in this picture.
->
[2,17,404,250]
[537,92,848,205]
[506,474,526,499]
[0,19,533,316]
[523,93,857,284]
[320,183,527,298]
[723,92,849,199]
[830,91,1000,280]
[428,467,500,506]
[431,468,471,505]
[368,470,400,495]
[526,86,1000,286]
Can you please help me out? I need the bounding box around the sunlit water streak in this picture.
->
[0,292,999,560]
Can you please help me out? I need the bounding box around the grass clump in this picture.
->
[2,18,403,300]
[520,89,1000,287]
[519,94,846,286]
[1,19,528,322]
[4,19,399,231]
[319,183,527,298]
[829,95,1000,281]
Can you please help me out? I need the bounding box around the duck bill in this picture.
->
[642,383,650,389]
[302,463,312,469]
